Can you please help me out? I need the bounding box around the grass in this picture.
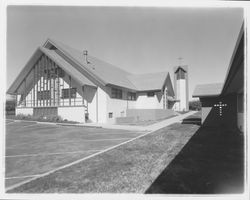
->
[8,112,243,193]
[117,114,178,126]
[6,122,142,188]
[146,125,244,194]
[8,122,199,193]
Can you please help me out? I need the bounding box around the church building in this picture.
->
[7,38,188,123]
[193,24,244,131]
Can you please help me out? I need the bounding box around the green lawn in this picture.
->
[8,122,199,193]
[5,122,143,188]
[8,112,243,194]
[146,125,244,194]
[117,114,178,126]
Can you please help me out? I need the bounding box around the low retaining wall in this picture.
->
[16,107,33,116]
[115,116,135,124]
[126,109,176,121]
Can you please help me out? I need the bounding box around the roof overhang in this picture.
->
[7,48,42,94]
[221,23,244,95]
[7,46,97,95]
[174,66,187,73]
[44,39,107,87]
[192,23,244,99]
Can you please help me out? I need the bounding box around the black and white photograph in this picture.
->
[0,0,249,199]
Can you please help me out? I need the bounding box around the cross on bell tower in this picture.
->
[214,101,227,116]
[178,57,183,66]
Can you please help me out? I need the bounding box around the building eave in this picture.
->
[220,23,244,95]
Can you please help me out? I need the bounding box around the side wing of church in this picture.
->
[7,39,180,123]
[193,24,244,131]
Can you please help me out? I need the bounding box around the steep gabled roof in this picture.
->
[8,38,173,94]
[44,39,137,90]
[7,47,97,94]
[40,47,96,88]
[127,71,169,91]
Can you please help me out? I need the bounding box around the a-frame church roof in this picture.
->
[7,38,174,94]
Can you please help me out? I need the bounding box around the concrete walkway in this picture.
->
[80,111,198,131]
[8,111,198,132]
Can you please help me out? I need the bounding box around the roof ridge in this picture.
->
[45,39,107,86]
[129,71,168,76]
[47,38,132,75]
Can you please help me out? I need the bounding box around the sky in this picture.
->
[6,6,243,100]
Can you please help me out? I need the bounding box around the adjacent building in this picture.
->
[193,24,244,131]
[7,39,188,123]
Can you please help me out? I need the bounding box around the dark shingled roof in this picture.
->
[193,83,223,97]
[40,47,96,87]
[46,39,137,90]
[7,38,172,94]
[45,38,169,91]
[128,72,168,91]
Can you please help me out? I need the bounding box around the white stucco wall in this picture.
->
[135,92,163,109]
[97,87,107,123]
[106,88,131,124]
[16,108,33,116]
[58,107,85,122]
[175,79,187,111]
[84,86,97,123]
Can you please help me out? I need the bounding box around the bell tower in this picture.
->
[173,65,189,111]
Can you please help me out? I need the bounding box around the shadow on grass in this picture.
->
[145,126,244,194]
[182,118,201,125]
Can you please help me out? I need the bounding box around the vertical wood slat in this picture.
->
[57,65,60,106]
[53,62,56,106]
[36,64,38,107]
[24,78,26,107]
[49,59,52,107]
[62,76,64,106]
[45,56,48,106]
[46,56,49,106]
[69,75,71,106]
[15,94,18,108]
[39,59,41,106]
[82,86,84,106]
[42,56,45,107]
[33,67,35,107]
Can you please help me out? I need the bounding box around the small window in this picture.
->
[147,92,155,97]
[109,112,113,118]
[61,88,77,99]
[111,88,122,99]
[127,92,136,101]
